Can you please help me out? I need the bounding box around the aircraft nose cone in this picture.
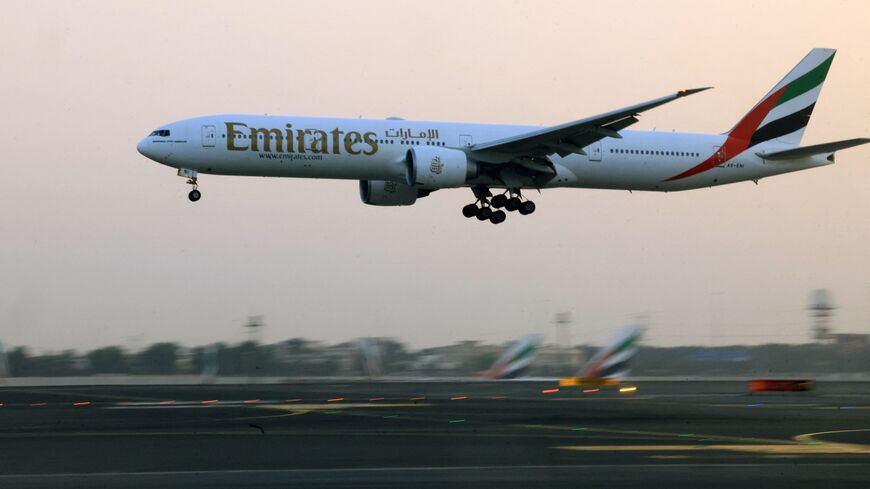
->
[137,138,151,158]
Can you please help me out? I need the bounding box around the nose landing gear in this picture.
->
[178,168,201,202]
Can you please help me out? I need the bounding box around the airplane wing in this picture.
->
[469,87,712,163]
[757,138,870,160]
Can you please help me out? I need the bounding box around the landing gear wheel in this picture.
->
[188,189,202,202]
[489,210,507,224]
[491,194,508,209]
[518,200,536,215]
[476,206,493,221]
[505,197,521,212]
[462,204,478,218]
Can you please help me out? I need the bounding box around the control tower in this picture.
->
[808,289,835,342]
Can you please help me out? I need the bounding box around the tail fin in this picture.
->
[579,325,643,381]
[483,334,542,379]
[729,48,836,148]
[358,338,384,380]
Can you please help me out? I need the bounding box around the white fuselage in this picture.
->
[137,115,830,192]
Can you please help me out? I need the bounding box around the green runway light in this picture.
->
[449,419,466,423]
[383,415,398,419]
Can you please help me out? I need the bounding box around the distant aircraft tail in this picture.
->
[728,48,836,148]
[483,334,542,380]
[578,325,643,381]
[359,338,384,380]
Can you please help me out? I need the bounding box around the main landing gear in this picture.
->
[462,187,535,224]
[178,168,201,202]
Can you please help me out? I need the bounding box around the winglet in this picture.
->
[677,87,713,97]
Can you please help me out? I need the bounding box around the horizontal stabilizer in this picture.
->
[758,138,870,160]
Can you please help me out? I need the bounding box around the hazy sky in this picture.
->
[1,0,869,352]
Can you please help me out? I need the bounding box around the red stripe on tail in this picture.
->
[664,85,787,182]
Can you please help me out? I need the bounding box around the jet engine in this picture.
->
[359,180,429,206]
[405,147,478,188]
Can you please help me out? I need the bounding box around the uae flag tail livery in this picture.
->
[559,326,643,387]
[482,334,543,380]
[667,48,846,182]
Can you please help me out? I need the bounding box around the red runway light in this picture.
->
[409,396,426,401]
[30,402,47,407]
[368,397,385,401]
[450,396,468,401]
[72,402,91,406]
[243,399,260,404]
[327,397,344,402]
[286,399,303,403]
[541,389,560,394]
[583,388,600,393]
[201,399,219,404]
[748,379,814,393]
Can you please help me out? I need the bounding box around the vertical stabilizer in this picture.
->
[359,338,384,380]
[0,342,8,380]
[730,48,836,147]
[483,334,542,379]
[578,325,643,381]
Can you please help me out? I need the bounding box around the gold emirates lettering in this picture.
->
[225,122,378,155]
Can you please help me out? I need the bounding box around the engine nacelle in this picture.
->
[405,146,478,188]
[359,180,428,206]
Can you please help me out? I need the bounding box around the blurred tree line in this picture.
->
[3,339,869,377]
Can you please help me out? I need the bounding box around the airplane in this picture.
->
[137,48,868,224]
[559,325,643,388]
[481,334,542,380]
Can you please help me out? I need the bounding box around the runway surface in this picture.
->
[1,381,869,488]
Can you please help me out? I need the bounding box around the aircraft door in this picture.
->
[459,134,473,147]
[589,141,602,161]
[202,125,216,147]
[713,145,726,166]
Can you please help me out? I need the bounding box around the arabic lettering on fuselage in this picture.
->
[384,128,440,140]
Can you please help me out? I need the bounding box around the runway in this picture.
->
[1,381,869,488]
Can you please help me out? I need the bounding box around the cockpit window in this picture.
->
[149,130,171,137]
